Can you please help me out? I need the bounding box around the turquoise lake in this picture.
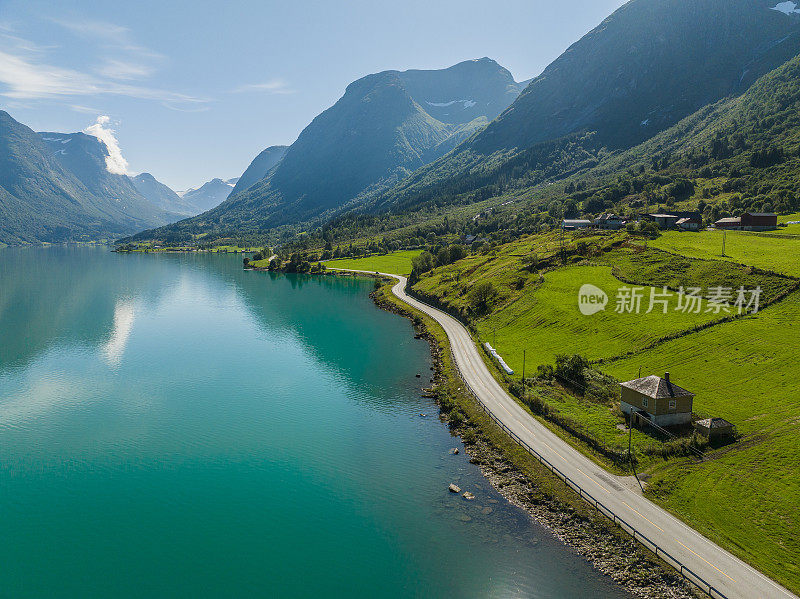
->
[0,247,631,598]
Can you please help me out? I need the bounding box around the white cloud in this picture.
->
[96,58,155,80]
[70,103,102,114]
[0,49,208,109]
[0,18,206,111]
[84,115,129,175]
[50,18,131,42]
[232,79,295,95]
[772,2,800,14]
[0,49,100,98]
[1,31,59,55]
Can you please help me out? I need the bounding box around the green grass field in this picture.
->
[324,250,423,275]
[476,264,722,373]
[651,230,800,277]
[775,213,800,234]
[603,291,800,591]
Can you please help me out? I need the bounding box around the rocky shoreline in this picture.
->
[370,282,698,599]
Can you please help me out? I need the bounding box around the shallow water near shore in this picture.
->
[0,247,631,598]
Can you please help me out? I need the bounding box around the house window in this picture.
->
[669,400,677,410]
[642,397,648,408]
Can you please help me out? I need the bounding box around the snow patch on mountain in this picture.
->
[41,136,71,143]
[426,99,477,109]
[772,2,800,15]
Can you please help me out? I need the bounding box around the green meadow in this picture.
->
[651,230,800,277]
[475,264,721,373]
[324,250,423,276]
[603,291,800,590]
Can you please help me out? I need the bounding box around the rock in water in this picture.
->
[448,484,461,494]
[463,492,475,500]
[450,448,459,455]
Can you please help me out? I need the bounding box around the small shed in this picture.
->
[695,417,735,439]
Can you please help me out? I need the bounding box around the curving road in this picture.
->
[353,270,796,599]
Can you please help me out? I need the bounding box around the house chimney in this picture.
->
[665,372,670,382]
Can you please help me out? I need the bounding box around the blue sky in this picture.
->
[0,0,627,190]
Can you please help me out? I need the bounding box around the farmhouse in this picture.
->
[714,216,742,229]
[646,211,702,230]
[463,234,488,245]
[620,372,694,427]
[594,213,626,230]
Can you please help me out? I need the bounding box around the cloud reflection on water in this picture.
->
[100,299,136,367]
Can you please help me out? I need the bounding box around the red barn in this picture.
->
[741,212,778,231]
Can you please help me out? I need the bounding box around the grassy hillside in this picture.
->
[473,265,720,371]
[651,230,800,277]
[603,291,800,590]
[408,227,800,592]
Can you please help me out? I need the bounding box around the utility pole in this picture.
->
[628,416,633,457]
[522,349,526,391]
[628,414,645,493]
[722,229,727,257]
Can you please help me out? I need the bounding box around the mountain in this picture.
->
[131,58,526,243]
[367,0,800,217]
[573,48,800,217]
[230,145,288,196]
[471,0,800,154]
[39,132,157,210]
[0,111,175,245]
[365,48,800,247]
[130,172,198,216]
[181,177,239,212]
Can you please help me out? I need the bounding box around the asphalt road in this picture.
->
[374,272,796,599]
